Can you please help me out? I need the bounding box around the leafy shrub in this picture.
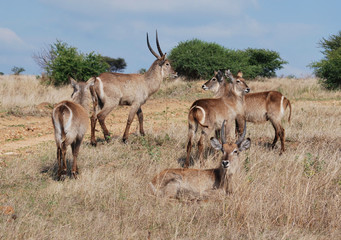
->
[309,31,341,90]
[168,39,287,80]
[168,39,229,79]
[34,40,109,86]
[11,66,25,75]
[244,48,287,78]
[102,56,127,72]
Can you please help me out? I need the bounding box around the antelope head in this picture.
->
[70,77,94,109]
[146,31,177,79]
[225,69,250,95]
[210,120,251,173]
[202,70,225,92]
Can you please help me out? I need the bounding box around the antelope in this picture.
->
[52,78,94,180]
[202,71,291,154]
[150,121,251,199]
[185,70,250,168]
[89,31,177,145]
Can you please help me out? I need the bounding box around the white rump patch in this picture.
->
[280,96,284,115]
[97,77,104,99]
[64,104,73,135]
[194,106,206,125]
[52,108,62,146]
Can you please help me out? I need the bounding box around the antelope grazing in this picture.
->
[52,78,94,180]
[89,31,177,145]
[202,71,291,154]
[150,121,251,199]
[185,70,250,168]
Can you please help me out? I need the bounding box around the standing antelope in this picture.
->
[150,121,251,199]
[185,70,250,168]
[89,31,177,145]
[202,71,291,154]
[52,78,94,180]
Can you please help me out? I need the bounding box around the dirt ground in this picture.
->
[0,98,191,156]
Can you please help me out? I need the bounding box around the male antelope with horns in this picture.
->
[90,31,177,145]
[150,121,251,200]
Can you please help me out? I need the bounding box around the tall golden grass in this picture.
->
[0,75,340,239]
[0,75,71,114]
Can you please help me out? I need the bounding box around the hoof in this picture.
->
[90,141,97,147]
[105,135,111,143]
[122,138,128,144]
[58,174,66,181]
[71,172,78,179]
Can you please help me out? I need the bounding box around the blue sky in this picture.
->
[1,0,340,77]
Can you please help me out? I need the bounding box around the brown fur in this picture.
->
[151,122,251,200]
[90,32,177,145]
[202,73,292,153]
[52,78,94,180]
[185,70,250,168]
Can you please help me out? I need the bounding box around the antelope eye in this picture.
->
[212,78,216,81]
[236,80,241,83]
[233,149,238,154]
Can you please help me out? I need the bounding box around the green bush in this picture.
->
[244,48,287,78]
[168,39,287,80]
[11,66,25,75]
[309,31,341,90]
[102,56,127,72]
[168,39,229,79]
[35,40,109,86]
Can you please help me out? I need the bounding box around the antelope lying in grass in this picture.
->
[89,31,177,145]
[52,78,94,180]
[202,71,291,154]
[185,70,250,168]
[150,121,251,199]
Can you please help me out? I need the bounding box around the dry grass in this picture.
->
[0,75,72,115]
[0,75,341,239]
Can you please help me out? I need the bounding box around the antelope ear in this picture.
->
[238,138,251,151]
[86,77,95,88]
[159,55,166,66]
[237,70,243,78]
[69,77,77,86]
[210,137,222,151]
[225,69,235,83]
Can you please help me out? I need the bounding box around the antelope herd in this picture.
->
[51,31,291,200]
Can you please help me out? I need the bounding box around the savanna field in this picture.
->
[0,75,340,239]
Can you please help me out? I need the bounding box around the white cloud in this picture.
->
[0,28,25,46]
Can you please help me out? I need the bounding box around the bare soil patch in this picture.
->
[0,98,191,155]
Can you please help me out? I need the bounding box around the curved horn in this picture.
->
[147,33,160,59]
[156,30,164,56]
[236,120,247,146]
[221,120,227,145]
